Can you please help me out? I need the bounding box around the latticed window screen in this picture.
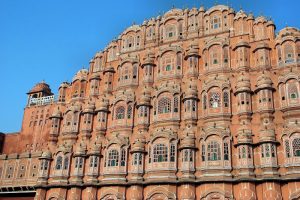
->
[115,106,125,119]
[132,153,142,166]
[207,141,221,161]
[56,156,62,170]
[120,148,126,166]
[127,105,132,119]
[203,95,207,110]
[292,138,300,157]
[75,157,83,169]
[288,84,299,99]
[202,144,206,161]
[158,97,171,114]
[224,142,229,160]
[183,149,193,162]
[63,156,69,170]
[170,143,176,162]
[210,92,220,108]
[89,156,98,168]
[223,91,229,107]
[174,96,179,112]
[153,144,168,162]
[108,149,119,167]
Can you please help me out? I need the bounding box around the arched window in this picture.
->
[75,157,83,169]
[203,95,207,110]
[292,138,300,157]
[224,142,229,160]
[207,141,221,161]
[153,144,168,162]
[211,16,221,29]
[120,148,126,166]
[158,97,171,114]
[173,96,179,112]
[201,144,206,161]
[284,140,290,158]
[288,84,299,99]
[55,156,62,170]
[132,153,142,165]
[133,64,138,79]
[115,106,125,119]
[127,105,132,119]
[63,156,69,170]
[89,156,98,168]
[170,143,176,162]
[284,44,294,63]
[127,36,134,48]
[166,25,175,38]
[108,149,119,167]
[209,92,220,108]
[183,149,193,162]
[223,91,229,107]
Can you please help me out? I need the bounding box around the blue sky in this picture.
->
[0,0,299,133]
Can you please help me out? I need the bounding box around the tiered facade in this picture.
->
[1,4,300,200]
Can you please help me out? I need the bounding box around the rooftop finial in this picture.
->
[214,0,218,6]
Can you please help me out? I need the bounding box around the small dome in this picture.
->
[28,81,52,94]
[59,82,70,89]
[256,73,273,90]
[236,74,251,93]
[72,69,88,82]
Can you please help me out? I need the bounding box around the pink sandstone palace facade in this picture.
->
[0,4,300,200]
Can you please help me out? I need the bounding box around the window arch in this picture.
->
[158,97,171,114]
[115,106,125,119]
[292,138,300,157]
[63,156,69,170]
[153,144,168,162]
[55,156,62,170]
[284,43,294,63]
[288,83,299,99]
[127,105,132,119]
[209,92,221,108]
[132,153,142,165]
[207,141,221,161]
[223,91,229,107]
[211,16,221,29]
[108,149,119,167]
[203,95,207,110]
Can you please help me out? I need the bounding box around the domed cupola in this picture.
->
[255,73,274,92]
[28,81,52,96]
[72,69,88,83]
[235,74,251,94]
[27,81,54,106]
